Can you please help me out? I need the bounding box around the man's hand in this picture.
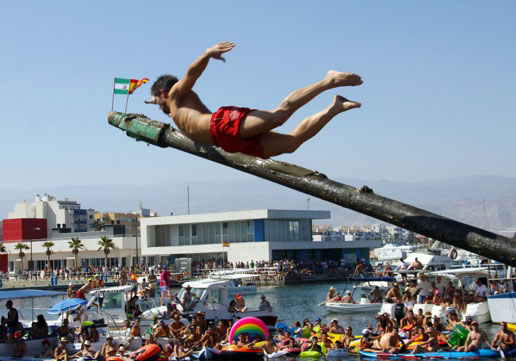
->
[206,42,235,62]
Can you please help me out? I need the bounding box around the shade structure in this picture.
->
[48,298,87,314]
[0,289,65,300]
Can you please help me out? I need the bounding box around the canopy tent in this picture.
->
[48,298,87,314]
[0,289,66,321]
[0,289,65,300]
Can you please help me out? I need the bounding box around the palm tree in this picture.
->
[92,219,105,231]
[68,237,84,271]
[42,241,55,270]
[98,236,115,268]
[14,243,29,272]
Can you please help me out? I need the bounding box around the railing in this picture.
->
[0,271,118,288]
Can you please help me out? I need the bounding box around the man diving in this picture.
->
[146,42,363,158]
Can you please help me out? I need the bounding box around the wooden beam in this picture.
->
[108,112,516,266]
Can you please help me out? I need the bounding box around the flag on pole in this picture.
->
[129,78,149,94]
[113,77,150,113]
[113,77,149,95]
[114,78,131,94]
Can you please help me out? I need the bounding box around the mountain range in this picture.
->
[1,175,515,231]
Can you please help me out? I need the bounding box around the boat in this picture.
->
[141,278,278,328]
[0,289,66,357]
[359,349,499,359]
[82,284,158,327]
[428,268,492,324]
[208,270,259,296]
[379,268,492,324]
[487,266,516,323]
[325,293,382,313]
[489,292,516,323]
[325,301,382,313]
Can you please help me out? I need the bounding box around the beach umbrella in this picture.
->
[48,298,87,314]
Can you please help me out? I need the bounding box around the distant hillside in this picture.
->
[1,175,515,230]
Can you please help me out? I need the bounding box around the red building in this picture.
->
[1,218,47,273]
[1,218,47,242]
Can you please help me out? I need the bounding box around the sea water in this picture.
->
[0,282,502,360]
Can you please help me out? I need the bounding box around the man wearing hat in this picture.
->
[327,287,336,302]
[411,327,439,354]
[341,290,356,304]
[96,335,117,359]
[259,295,272,311]
[169,314,186,337]
[457,321,492,352]
[329,319,344,334]
[235,294,247,312]
[385,282,401,303]
[55,337,69,361]
[71,340,95,358]
[180,284,195,311]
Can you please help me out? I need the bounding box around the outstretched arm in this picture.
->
[169,42,235,100]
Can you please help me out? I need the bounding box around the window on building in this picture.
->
[191,224,198,244]
[203,223,210,244]
[215,222,222,243]
[228,222,235,243]
[222,222,228,242]
[247,220,254,242]
[184,224,191,245]
[155,225,171,246]
[179,224,185,245]
[288,221,300,241]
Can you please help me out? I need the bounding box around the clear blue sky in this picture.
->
[1,1,515,189]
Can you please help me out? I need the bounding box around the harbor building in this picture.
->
[140,209,382,265]
[1,224,138,273]
[8,194,96,237]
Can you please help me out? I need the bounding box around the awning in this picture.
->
[0,289,65,300]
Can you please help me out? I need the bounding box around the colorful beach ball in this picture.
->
[229,316,269,342]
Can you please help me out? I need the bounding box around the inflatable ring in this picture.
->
[130,344,162,361]
[221,345,265,360]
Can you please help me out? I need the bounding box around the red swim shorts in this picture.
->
[210,106,265,158]
[76,290,86,300]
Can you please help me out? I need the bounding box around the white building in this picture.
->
[3,226,138,273]
[141,209,382,265]
[8,195,95,237]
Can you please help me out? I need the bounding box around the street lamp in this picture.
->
[30,227,41,271]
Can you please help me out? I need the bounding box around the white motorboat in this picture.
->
[378,267,493,324]
[486,265,516,323]
[209,270,258,296]
[488,291,516,323]
[80,285,158,327]
[420,268,492,324]
[325,299,382,313]
[141,278,278,328]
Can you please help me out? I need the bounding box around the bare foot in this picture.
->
[333,95,361,111]
[326,70,363,87]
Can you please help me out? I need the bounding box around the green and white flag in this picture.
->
[114,78,130,94]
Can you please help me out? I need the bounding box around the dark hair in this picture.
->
[151,75,179,97]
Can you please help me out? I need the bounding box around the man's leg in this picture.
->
[258,95,360,157]
[240,71,362,138]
